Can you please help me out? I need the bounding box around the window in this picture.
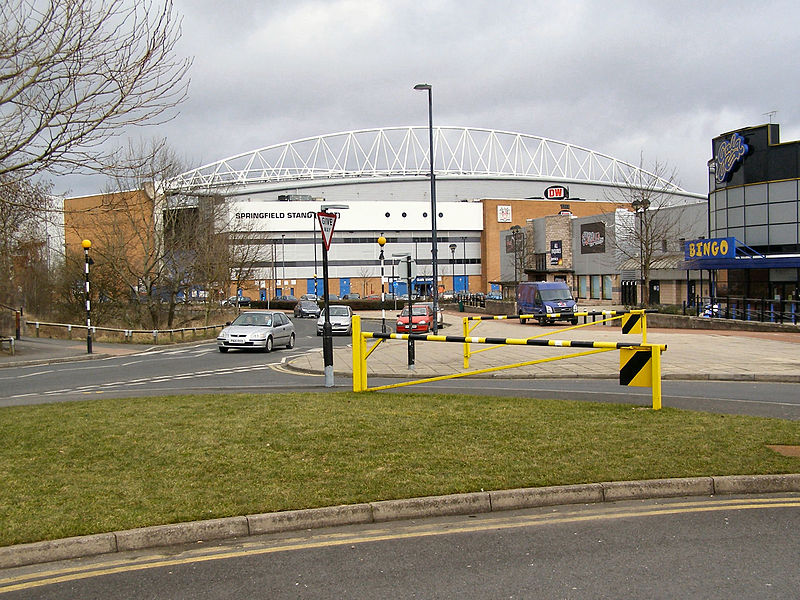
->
[590,275,601,299]
[603,275,613,300]
[579,277,588,298]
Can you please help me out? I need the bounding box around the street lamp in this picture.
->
[319,203,348,387]
[449,243,457,290]
[414,83,440,334]
[510,225,522,289]
[281,233,286,283]
[631,199,650,306]
[81,239,93,354]
[378,234,387,333]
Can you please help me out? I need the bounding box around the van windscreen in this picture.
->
[539,288,572,302]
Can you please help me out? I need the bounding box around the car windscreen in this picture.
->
[539,288,572,302]
[401,306,429,316]
[328,307,350,316]
[232,314,271,326]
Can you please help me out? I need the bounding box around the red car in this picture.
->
[396,305,434,334]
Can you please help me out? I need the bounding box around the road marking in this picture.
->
[1,497,798,593]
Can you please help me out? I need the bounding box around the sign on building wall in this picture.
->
[497,205,512,223]
[713,133,749,183]
[550,240,563,265]
[580,222,606,254]
[684,237,737,260]
[544,185,569,200]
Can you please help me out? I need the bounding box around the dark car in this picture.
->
[223,295,251,307]
[293,299,321,318]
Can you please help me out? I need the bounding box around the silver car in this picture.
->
[316,305,353,336]
[217,311,295,353]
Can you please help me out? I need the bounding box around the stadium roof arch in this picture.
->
[167,126,701,199]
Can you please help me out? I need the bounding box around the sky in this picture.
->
[53,0,800,197]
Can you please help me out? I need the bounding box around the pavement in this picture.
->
[2,310,799,570]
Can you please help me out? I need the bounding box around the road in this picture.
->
[2,495,799,598]
[3,319,800,419]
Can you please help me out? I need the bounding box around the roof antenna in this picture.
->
[763,110,777,123]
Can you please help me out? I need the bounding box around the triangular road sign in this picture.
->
[317,211,337,251]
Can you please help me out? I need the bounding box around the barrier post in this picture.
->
[352,316,364,392]
[462,316,471,369]
[650,343,662,410]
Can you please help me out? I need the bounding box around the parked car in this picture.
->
[300,294,318,300]
[486,291,502,300]
[440,289,455,301]
[223,296,251,307]
[420,302,444,327]
[396,304,434,334]
[316,305,353,335]
[217,311,295,352]
[342,292,361,300]
[293,299,321,318]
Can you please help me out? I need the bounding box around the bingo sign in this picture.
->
[684,237,736,260]
[544,185,569,200]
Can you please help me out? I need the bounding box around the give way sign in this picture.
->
[317,211,338,251]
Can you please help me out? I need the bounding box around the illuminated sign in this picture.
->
[684,237,736,260]
[714,133,749,183]
[544,185,569,200]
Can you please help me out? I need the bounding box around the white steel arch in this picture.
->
[168,126,688,195]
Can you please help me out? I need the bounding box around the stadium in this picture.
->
[164,126,703,300]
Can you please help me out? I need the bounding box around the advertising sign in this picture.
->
[544,185,569,200]
[550,240,563,265]
[580,222,606,254]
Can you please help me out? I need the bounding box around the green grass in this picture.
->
[1,392,798,547]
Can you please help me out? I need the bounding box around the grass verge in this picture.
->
[1,391,798,547]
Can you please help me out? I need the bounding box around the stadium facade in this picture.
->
[164,126,704,300]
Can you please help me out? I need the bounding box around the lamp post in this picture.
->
[319,204,348,387]
[462,236,467,292]
[281,234,286,283]
[81,239,93,354]
[449,243,457,290]
[631,199,650,306]
[414,83,440,334]
[378,234,387,333]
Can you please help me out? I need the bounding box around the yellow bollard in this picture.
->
[463,316,471,369]
[650,343,662,410]
[352,315,363,392]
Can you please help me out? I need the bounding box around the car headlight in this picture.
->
[419,320,428,325]
[250,333,267,341]
[546,305,553,313]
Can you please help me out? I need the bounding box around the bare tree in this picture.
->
[0,0,191,180]
[605,158,689,306]
[357,266,374,296]
[0,175,53,314]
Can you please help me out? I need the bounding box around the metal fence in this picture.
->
[686,297,799,325]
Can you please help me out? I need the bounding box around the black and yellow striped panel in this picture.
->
[621,313,643,334]
[619,347,652,387]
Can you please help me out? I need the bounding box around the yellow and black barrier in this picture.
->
[462,309,651,369]
[351,315,667,409]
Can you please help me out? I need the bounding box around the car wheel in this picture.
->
[519,315,527,324]
[265,336,273,352]
[571,317,579,325]
[286,332,295,349]
[537,317,546,326]
[218,347,228,353]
